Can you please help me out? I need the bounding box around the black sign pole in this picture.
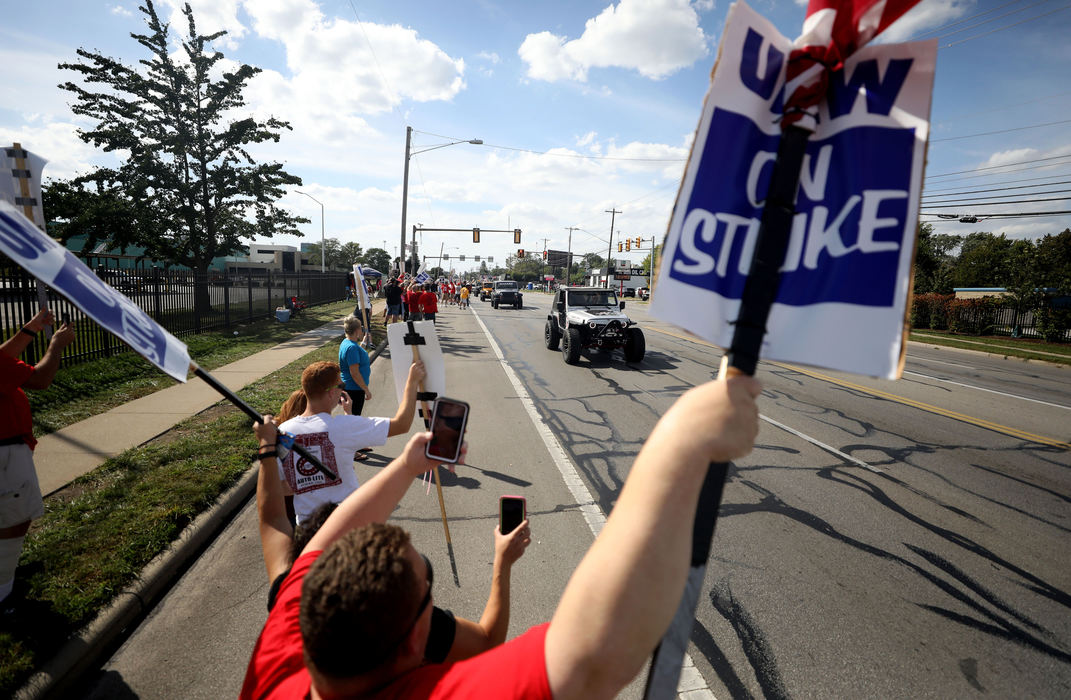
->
[643,124,810,699]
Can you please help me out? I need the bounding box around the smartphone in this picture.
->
[500,495,526,534]
[424,397,469,463]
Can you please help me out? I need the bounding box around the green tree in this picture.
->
[56,0,306,312]
[303,238,345,270]
[1035,229,1071,293]
[339,241,364,268]
[950,232,1015,288]
[361,247,391,274]
[911,223,958,294]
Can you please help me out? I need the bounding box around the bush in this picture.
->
[947,297,998,335]
[1035,305,1071,343]
[911,293,953,330]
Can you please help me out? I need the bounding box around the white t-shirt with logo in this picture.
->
[277,413,390,524]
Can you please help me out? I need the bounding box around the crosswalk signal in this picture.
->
[518,249,525,258]
[625,238,631,251]
[473,227,480,243]
[513,229,522,244]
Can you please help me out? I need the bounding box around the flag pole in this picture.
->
[189,362,337,481]
[643,124,811,699]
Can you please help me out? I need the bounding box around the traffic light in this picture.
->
[635,236,642,248]
[542,250,547,260]
[518,249,526,258]
[617,242,623,252]
[625,238,631,251]
[513,229,522,244]
[473,227,480,243]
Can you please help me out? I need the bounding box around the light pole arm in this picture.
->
[296,190,325,273]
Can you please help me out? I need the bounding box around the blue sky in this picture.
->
[3,0,1069,274]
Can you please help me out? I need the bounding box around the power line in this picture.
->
[930,118,1071,143]
[922,196,1071,208]
[926,153,1071,179]
[923,187,1071,203]
[928,0,1055,40]
[923,172,1071,193]
[911,0,1031,38]
[934,89,1071,122]
[921,209,1071,220]
[941,4,1071,48]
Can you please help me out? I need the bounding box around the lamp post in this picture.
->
[400,126,482,276]
[295,190,325,273]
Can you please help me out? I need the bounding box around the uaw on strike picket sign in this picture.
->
[652,1,936,380]
[0,199,191,381]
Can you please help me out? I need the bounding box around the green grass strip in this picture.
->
[0,319,384,695]
[908,330,1071,365]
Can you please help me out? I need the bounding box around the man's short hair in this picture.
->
[343,314,363,336]
[300,524,422,678]
[301,361,340,398]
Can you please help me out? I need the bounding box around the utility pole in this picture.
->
[605,208,620,288]
[565,226,579,285]
[540,237,549,287]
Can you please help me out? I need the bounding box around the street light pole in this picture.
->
[296,190,325,273]
[605,208,621,288]
[400,126,483,277]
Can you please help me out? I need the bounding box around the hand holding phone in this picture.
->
[499,495,526,534]
[424,397,469,464]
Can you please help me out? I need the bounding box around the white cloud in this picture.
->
[878,0,974,43]
[0,121,113,181]
[109,4,134,17]
[519,0,709,82]
[477,51,501,64]
[576,131,598,148]
[694,0,716,11]
[159,0,248,49]
[982,148,1038,168]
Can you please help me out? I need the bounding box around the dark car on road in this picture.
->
[491,280,523,309]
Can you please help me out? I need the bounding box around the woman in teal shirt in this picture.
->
[339,314,372,416]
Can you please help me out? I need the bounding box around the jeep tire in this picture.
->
[545,320,560,349]
[514,301,521,309]
[562,327,581,365]
[624,327,646,363]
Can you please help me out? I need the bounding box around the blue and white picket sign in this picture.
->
[0,200,191,381]
[651,1,935,379]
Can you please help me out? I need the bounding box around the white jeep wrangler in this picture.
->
[545,287,645,364]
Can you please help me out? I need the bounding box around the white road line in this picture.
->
[760,414,883,474]
[903,371,1071,411]
[470,307,717,700]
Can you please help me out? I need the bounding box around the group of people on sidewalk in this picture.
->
[380,278,479,327]
[239,307,762,699]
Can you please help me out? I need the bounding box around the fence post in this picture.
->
[224,269,231,329]
[247,271,254,323]
[152,266,162,320]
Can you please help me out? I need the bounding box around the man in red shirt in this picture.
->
[241,376,760,700]
[419,284,439,323]
[1,308,75,605]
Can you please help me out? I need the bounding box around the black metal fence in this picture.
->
[1,265,348,366]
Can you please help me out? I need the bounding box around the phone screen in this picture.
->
[500,496,525,534]
[425,398,469,463]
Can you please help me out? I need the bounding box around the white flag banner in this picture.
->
[0,201,191,381]
[651,1,935,379]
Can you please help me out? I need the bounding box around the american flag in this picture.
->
[784,0,922,131]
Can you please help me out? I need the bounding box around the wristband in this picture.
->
[19,327,36,337]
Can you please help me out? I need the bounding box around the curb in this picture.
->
[16,334,391,699]
[905,338,1069,369]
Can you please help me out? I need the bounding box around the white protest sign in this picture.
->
[352,263,370,311]
[0,200,191,381]
[651,0,935,379]
[386,320,445,404]
[0,145,47,228]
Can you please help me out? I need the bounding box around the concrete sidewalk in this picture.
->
[34,318,354,496]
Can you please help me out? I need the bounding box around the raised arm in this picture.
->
[1,308,52,359]
[445,520,531,662]
[21,322,76,390]
[387,360,427,437]
[544,375,761,700]
[253,416,293,582]
[303,431,457,556]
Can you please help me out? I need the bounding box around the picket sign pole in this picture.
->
[404,322,460,587]
[643,124,811,700]
[189,362,337,481]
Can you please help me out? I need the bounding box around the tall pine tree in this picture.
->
[56,0,306,312]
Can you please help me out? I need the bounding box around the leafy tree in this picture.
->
[950,232,1015,288]
[911,223,957,294]
[339,242,364,268]
[1035,229,1071,293]
[55,0,306,312]
[303,238,345,270]
[361,247,391,274]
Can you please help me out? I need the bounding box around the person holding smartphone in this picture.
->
[242,375,760,700]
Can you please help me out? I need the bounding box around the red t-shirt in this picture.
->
[240,551,552,700]
[420,291,439,314]
[0,354,36,449]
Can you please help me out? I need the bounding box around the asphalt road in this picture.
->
[78,295,1070,699]
[473,294,1071,699]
